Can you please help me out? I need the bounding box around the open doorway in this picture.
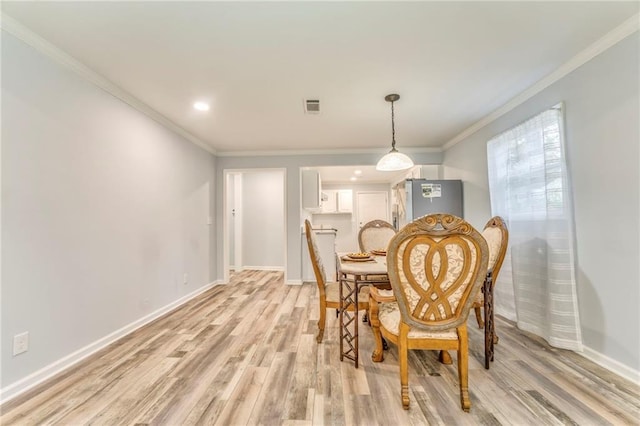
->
[223,169,287,283]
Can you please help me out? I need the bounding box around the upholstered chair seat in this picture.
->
[378,303,458,340]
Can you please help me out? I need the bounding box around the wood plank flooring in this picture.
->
[2,270,639,425]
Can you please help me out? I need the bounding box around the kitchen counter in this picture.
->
[308,227,337,234]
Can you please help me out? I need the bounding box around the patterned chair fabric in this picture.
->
[474,218,508,304]
[368,214,488,412]
[358,220,396,253]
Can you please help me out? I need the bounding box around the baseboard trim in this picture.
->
[0,281,221,405]
[286,279,303,285]
[580,346,640,385]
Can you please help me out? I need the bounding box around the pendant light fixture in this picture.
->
[376,94,414,171]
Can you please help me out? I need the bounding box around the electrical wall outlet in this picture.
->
[13,332,29,356]
[183,273,188,284]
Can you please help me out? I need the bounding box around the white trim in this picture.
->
[443,13,640,150]
[286,279,303,285]
[580,346,640,385]
[0,13,215,155]
[216,146,442,157]
[0,281,221,405]
[242,266,285,272]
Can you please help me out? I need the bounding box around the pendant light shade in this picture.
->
[375,148,414,171]
[376,93,414,172]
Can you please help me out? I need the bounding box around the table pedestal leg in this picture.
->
[339,274,360,367]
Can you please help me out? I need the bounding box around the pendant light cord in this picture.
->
[391,100,396,151]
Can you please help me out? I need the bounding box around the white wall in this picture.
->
[240,170,285,269]
[215,152,443,284]
[1,32,216,394]
[443,34,639,376]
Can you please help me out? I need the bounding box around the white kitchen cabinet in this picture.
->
[337,190,353,213]
[321,190,337,213]
[302,170,322,210]
[320,189,352,214]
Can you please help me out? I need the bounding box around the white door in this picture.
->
[356,191,390,231]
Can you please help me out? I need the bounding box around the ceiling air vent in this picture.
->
[304,99,320,114]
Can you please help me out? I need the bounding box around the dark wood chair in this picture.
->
[472,216,509,369]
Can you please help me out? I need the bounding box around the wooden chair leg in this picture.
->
[439,350,453,365]
[317,300,327,343]
[369,300,384,362]
[474,306,484,328]
[399,324,410,410]
[457,325,471,412]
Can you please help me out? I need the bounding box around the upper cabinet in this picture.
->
[320,189,352,214]
[321,190,337,213]
[302,170,322,211]
[337,190,353,213]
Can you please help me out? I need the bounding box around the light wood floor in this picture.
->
[2,270,639,425]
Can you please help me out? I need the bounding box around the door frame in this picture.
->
[226,172,243,271]
[222,168,287,284]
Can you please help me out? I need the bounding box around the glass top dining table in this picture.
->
[336,252,390,368]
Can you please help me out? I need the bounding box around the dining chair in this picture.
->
[368,214,488,411]
[358,219,396,254]
[304,220,369,343]
[472,216,509,369]
[357,220,395,323]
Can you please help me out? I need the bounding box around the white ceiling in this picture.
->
[2,2,638,155]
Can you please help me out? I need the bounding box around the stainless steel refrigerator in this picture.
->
[394,179,463,229]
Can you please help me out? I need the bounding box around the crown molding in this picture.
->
[0,13,216,155]
[442,13,640,151]
[216,146,442,157]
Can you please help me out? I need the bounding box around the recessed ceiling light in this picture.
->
[354,170,362,175]
[193,102,210,111]
[350,177,357,181]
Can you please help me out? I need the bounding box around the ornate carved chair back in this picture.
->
[358,219,396,253]
[474,216,509,368]
[387,214,489,331]
[481,216,509,289]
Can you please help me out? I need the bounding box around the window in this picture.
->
[486,104,582,350]
[487,106,567,221]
